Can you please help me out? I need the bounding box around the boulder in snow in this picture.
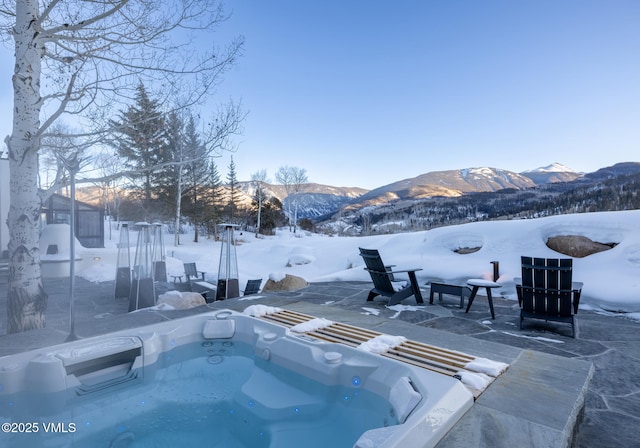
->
[158,291,206,309]
[546,235,615,258]
[262,274,308,292]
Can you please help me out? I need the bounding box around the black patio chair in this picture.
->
[243,279,262,296]
[515,256,583,338]
[358,248,424,306]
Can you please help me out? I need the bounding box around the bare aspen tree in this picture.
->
[0,0,243,333]
[275,166,294,230]
[275,165,308,232]
[290,166,308,232]
[250,169,269,237]
[166,111,186,246]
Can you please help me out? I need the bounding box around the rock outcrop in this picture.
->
[546,235,615,258]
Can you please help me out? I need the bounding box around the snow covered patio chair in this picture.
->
[183,262,206,282]
[170,262,206,285]
[515,256,583,338]
[172,262,215,301]
[358,248,424,306]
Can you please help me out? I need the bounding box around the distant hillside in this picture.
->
[71,161,640,230]
[237,182,366,203]
[519,171,582,184]
[318,162,640,235]
[347,167,536,212]
[72,182,367,221]
[236,182,367,219]
[582,162,640,181]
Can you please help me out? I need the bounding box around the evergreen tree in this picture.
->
[259,197,286,235]
[202,159,225,237]
[112,84,168,220]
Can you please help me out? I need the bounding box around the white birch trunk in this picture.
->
[293,198,298,233]
[174,162,182,247]
[256,196,262,237]
[6,0,48,333]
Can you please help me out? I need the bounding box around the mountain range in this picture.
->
[345,164,583,209]
[235,162,640,230]
[75,161,640,229]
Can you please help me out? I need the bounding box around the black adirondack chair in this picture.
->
[515,256,583,338]
[243,279,262,296]
[359,248,424,306]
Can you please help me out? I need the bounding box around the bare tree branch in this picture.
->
[2,0,244,333]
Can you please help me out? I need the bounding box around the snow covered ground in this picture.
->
[78,210,640,316]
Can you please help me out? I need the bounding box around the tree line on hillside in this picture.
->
[333,172,640,235]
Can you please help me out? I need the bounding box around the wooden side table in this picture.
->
[465,279,502,319]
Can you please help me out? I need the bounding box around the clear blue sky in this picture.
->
[211,0,640,188]
[2,1,639,189]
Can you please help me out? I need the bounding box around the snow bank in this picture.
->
[80,210,640,314]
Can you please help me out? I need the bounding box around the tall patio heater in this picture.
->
[216,223,240,300]
[128,223,156,311]
[114,223,131,299]
[152,223,167,282]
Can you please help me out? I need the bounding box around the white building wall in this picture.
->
[0,158,9,255]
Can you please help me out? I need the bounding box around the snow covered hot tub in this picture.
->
[0,310,474,447]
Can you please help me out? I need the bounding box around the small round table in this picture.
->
[465,279,501,319]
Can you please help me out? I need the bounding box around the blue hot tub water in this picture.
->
[1,340,398,448]
[0,311,474,447]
